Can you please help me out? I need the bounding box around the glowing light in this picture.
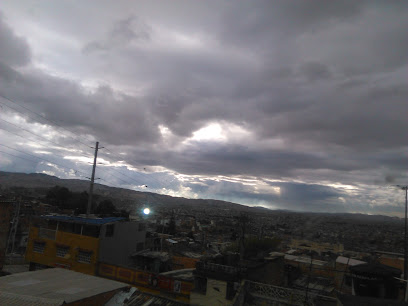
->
[143,208,150,215]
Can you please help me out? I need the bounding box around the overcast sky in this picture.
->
[0,1,407,216]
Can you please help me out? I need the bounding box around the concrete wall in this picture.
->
[246,258,285,286]
[190,278,232,306]
[99,222,146,267]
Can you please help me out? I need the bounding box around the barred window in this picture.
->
[33,241,46,253]
[56,245,69,258]
[77,249,92,264]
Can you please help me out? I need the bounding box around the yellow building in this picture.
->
[25,215,145,275]
[25,214,193,303]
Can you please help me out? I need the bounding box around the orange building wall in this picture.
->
[172,256,199,270]
[379,256,404,272]
[98,262,193,303]
[25,226,99,275]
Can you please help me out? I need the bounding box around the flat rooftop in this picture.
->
[0,268,129,305]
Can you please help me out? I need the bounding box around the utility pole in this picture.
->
[6,198,21,256]
[304,252,313,305]
[405,186,408,281]
[87,141,99,216]
[238,213,248,261]
[402,186,408,281]
[396,185,408,281]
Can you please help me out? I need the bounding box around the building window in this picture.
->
[33,241,46,253]
[56,245,69,258]
[77,249,92,264]
[106,224,114,237]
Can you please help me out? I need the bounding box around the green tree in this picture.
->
[72,191,88,215]
[46,186,72,208]
[95,199,117,215]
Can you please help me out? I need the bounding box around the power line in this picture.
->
[0,94,163,189]
[0,94,165,191]
[0,150,42,164]
[97,166,146,189]
[0,143,90,178]
[100,147,165,188]
[1,122,151,190]
[0,117,69,149]
[0,125,92,161]
[0,93,93,148]
[0,100,92,151]
[0,147,134,190]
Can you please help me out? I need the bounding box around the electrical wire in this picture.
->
[0,94,162,190]
[0,117,69,149]
[0,143,90,178]
[0,94,156,189]
[0,121,150,190]
[0,93,93,148]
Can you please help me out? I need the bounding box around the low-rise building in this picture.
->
[191,262,244,306]
[335,256,366,294]
[25,215,146,275]
[0,268,130,305]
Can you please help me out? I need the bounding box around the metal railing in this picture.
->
[233,280,337,306]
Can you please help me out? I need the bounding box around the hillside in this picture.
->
[0,171,250,213]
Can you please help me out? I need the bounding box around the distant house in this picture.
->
[349,263,401,299]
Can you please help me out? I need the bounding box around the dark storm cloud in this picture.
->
[0,64,160,146]
[83,15,150,53]
[299,62,332,82]
[0,13,30,66]
[0,1,407,214]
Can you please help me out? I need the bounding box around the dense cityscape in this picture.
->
[0,172,407,305]
[0,0,407,305]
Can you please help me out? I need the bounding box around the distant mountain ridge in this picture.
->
[0,171,403,222]
[0,171,251,213]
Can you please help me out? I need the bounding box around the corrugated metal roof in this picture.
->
[41,215,125,225]
[0,268,129,304]
[336,256,366,266]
